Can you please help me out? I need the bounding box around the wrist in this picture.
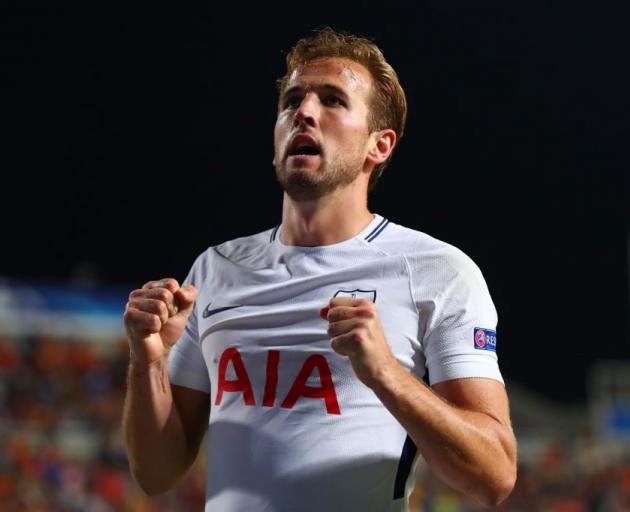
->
[129,349,170,371]
[365,357,404,394]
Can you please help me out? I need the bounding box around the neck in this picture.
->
[279,181,373,247]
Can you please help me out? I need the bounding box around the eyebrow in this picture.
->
[281,83,350,101]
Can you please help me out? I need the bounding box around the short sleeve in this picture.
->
[407,247,504,386]
[167,255,212,394]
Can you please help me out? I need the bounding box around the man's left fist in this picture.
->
[320,297,399,388]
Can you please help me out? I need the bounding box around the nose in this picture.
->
[293,92,319,129]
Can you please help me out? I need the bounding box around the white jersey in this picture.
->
[168,213,503,512]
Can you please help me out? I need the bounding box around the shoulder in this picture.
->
[372,219,478,269]
[186,226,278,283]
[212,226,277,263]
[373,219,488,292]
[371,221,441,253]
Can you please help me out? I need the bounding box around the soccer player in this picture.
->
[123,28,516,511]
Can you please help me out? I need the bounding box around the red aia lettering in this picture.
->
[215,348,340,415]
[215,347,255,406]
[280,354,340,415]
[262,349,280,407]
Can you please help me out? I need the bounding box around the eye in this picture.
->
[283,94,302,109]
[323,95,344,107]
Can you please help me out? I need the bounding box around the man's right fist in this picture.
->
[123,278,198,366]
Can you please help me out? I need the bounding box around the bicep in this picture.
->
[171,384,210,458]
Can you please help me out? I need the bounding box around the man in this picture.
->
[123,28,516,511]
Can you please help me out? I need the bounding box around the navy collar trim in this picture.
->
[270,225,280,242]
[365,217,389,242]
[270,216,389,244]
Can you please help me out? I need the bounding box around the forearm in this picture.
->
[372,367,516,507]
[122,355,194,495]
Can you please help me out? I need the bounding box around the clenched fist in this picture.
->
[124,278,197,366]
[320,297,399,388]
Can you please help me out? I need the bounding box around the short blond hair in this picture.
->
[278,27,407,191]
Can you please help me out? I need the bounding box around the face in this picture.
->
[274,57,374,201]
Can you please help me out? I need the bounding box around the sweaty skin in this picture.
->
[274,58,379,205]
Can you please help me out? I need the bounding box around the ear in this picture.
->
[366,129,396,166]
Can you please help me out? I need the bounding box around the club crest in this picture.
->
[333,289,377,302]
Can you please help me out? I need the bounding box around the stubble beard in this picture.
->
[274,155,362,202]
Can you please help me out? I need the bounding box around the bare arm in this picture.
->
[122,278,210,495]
[321,298,517,507]
[373,371,516,506]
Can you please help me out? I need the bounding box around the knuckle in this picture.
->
[155,300,168,316]
[153,289,171,302]
[151,316,162,331]
[358,306,374,318]
[131,311,146,325]
[163,278,179,289]
[355,320,369,330]
[350,331,363,343]
[131,298,149,311]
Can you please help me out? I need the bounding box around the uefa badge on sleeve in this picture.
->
[473,327,497,352]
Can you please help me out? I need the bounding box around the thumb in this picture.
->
[174,285,198,319]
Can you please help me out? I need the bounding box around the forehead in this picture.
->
[285,57,372,98]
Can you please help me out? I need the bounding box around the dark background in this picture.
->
[2,4,628,403]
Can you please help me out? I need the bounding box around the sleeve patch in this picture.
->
[473,327,497,352]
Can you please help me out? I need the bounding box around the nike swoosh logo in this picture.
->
[202,305,242,319]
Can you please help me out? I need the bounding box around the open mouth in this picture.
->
[287,135,322,158]
[289,144,320,156]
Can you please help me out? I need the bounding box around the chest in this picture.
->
[195,253,424,415]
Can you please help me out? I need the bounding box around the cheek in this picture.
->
[334,120,370,151]
[336,109,369,133]
[273,122,284,151]
[274,114,291,142]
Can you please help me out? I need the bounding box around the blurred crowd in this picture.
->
[0,334,629,511]
[0,335,204,511]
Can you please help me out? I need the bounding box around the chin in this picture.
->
[282,178,332,202]
[275,160,360,202]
